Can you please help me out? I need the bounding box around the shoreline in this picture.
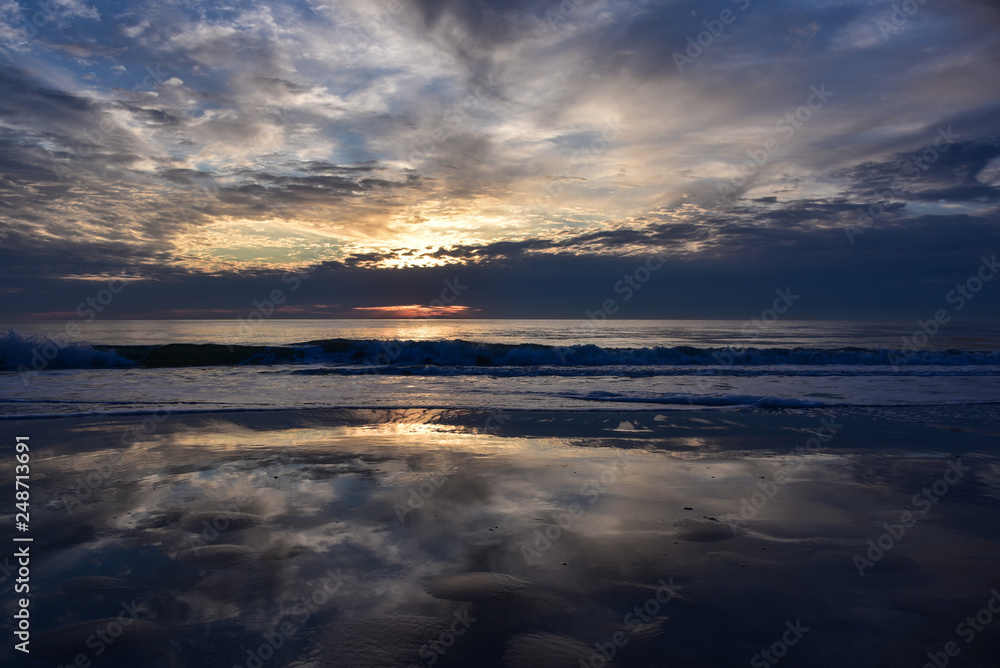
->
[5,404,999,452]
[5,400,1000,422]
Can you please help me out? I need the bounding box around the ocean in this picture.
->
[5,320,1000,667]
[2,319,999,417]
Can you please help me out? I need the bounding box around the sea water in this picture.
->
[2,319,999,417]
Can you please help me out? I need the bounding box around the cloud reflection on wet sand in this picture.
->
[7,408,1000,667]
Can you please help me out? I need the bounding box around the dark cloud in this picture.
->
[405,0,545,51]
[4,210,998,320]
[838,137,1000,203]
[0,0,999,319]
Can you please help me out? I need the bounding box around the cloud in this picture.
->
[837,136,1000,203]
[351,304,479,318]
[0,0,998,318]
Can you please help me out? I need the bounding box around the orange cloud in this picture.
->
[351,304,479,318]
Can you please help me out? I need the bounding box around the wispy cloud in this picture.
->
[1,0,998,317]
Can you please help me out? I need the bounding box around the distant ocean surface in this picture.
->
[2,319,999,417]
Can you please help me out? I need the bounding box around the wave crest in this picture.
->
[1,332,998,371]
[0,329,136,371]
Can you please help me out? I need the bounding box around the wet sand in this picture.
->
[2,408,999,667]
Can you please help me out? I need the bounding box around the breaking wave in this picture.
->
[1,329,998,373]
[0,329,136,371]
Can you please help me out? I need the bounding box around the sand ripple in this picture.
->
[319,615,445,667]
[504,632,611,667]
[421,572,528,600]
[673,517,739,541]
[177,544,259,568]
[179,511,265,532]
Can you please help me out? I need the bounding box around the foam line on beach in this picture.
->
[3,399,999,421]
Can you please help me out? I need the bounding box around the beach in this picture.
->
[5,0,1000,663]
[4,406,999,667]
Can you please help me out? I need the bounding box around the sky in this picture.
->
[0,0,999,320]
